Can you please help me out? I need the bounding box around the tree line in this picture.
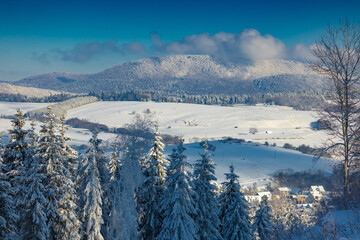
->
[89,89,326,110]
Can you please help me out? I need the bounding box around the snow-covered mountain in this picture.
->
[13,55,325,94]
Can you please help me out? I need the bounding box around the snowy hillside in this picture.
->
[13,55,324,94]
[96,55,315,80]
[0,83,66,98]
[67,101,328,147]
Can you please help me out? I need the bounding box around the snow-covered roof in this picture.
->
[310,191,323,197]
[310,185,325,193]
[257,191,272,198]
[245,195,261,202]
[278,187,291,192]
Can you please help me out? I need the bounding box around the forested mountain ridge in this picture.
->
[12,55,325,94]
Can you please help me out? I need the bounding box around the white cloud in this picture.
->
[238,29,286,60]
[151,29,292,62]
[40,29,315,64]
[292,43,316,62]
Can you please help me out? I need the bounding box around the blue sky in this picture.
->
[1,0,359,81]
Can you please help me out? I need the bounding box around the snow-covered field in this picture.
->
[0,101,333,184]
[167,141,331,185]
[0,102,52,134]
[0,102,52,117]
[67,101,328,147]
[0,101,114,145]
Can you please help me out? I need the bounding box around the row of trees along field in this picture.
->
[0,108,320,240]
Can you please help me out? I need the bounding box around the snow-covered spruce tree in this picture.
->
[111,116,153,240]
[19,120,49,240]
[0,138,19,240]
[20,154,49,239]
[137,124,168,240]
[253,197,274,240]
[107,142,122,240]
[219,165,252,240]
[193,139,223,240]
[59,113,78,180]
[282,198,300,234]
[85,129,110,238]
[37,106,80,240]
[2,108,30,219]
[109,143,121,182]
[2,108,28,174]
[157,138,198,240]
[78,134,105,240]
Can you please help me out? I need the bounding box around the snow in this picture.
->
[67,101,328,147]
[103,55,318,81]
[0,83,64,98]
[322,210,360,239]
[0,101,333,185]
[174,141,331,184]
[0,102,51,116]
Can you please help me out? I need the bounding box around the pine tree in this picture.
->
[20,154,49,240]
[193,140,223,240]
[0,137,19,240]
[37,106,80,240]
[2,108,30,221]
[219,165,252,240]
[157,138,198,240]
[111,116,153,240]
[253,197,274,240]
[20,122,50,240]
[59,113,78,180]
[85,129,110,238]
[79,135,105,240]
[109,143,121,182]
[107,142,123,240]
[138,124,168,240]
[282,199,300,233]
[2,108,28,177]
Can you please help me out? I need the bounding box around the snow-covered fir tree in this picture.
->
[219,165,252,240]
[109,143,121,182]
[85,129,110,238]
[157,138,198,240]
[19,121,49,240]
[282,198,301,234]
[0,138,19,240]
[78,133,105,240]
[2,108,30,221]
[253,197,274,240]
[110,117,153,240]
[109,143,142,240]
[2,108,28,176]
[193,139,223,240]
[107,142,123,240]
[20,153,49,239]
[137,124,168,240]
[37,106,80,240]
[59,113,78,180]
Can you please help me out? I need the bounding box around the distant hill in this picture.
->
[12,55,325,95]
[0,83,67,98]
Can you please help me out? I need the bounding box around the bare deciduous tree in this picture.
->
[312,19,360,197]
